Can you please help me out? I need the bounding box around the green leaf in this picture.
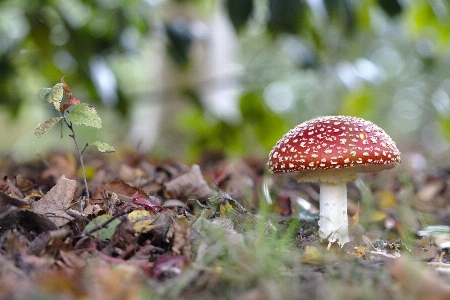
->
[68,103,102,128]
[47,83,64,110]
[92,141,115,153]
[83,214,120,240]
[34,117,64,138]
[37,87,52,101]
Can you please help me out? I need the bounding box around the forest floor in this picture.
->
[0,149,450,300]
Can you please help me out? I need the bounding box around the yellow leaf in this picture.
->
[220,203,233,217]
[134,219,160,233]
[354,246,367,258]
[371,210,387,222]
[376,190,398,210]
[301,246,323,265]
[127,210,150,223]
[23,193,43,202]
[128,210,164,233]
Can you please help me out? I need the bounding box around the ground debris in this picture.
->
[0,151,450,299]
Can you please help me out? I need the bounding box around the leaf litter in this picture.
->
[0,151,450,299]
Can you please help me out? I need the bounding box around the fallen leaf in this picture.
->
[166,216,191,256]
[163,199,188,209]
[82,204,103,216]
[0,176,24,198]
[83,214,121,240]
[104,179,147,199]
[102,217,136,257]
[58,250,86,269]
[376,190,398,210]
[301,246,323,265]
[28,228,70,255]
[31,175,76,227]
[191,215,244,262]
[164,164,212,200]
[128,210,160,233]
[15,175,35,195]
[416,180,444,202]
[0,192,58,234]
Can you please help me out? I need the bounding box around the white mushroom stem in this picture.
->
[317,182,349,247]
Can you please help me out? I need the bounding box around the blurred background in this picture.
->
[1,0,450,169]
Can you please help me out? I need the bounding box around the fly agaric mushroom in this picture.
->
[268,116,401,247]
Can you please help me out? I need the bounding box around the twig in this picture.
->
[62,112,90,202]
[70,209,128,239]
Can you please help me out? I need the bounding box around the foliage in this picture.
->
[177,91,289,160]
[35,77,115,199]
[3,0,450,159]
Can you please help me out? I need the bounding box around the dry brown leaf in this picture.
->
[102,217,136,257]
[0,192,58,234]
[58,250,86,269]
[15,175,35,195]
[0,177,24,198]
[28,228,70,255]
[164,164,212,200]
[163,199,188,209]
[32,175,76,227]
[104,179,147,199]
[166,217,191,257]
[416,180,445,202]
[83,204,103,216]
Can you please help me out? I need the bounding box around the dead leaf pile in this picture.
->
[0,151,449,299]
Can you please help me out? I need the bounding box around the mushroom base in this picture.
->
[317,182,349,247]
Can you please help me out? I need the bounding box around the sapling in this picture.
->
[34,77,115,207]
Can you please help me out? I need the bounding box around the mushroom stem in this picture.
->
[318,182,349,247]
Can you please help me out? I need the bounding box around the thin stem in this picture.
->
[70,210,128,239]
[62,112,90,204]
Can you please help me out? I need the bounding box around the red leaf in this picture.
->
[131,192,165,213]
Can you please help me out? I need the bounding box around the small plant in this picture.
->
[34,76,115,204]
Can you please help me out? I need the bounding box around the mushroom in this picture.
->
[268,116,401,247]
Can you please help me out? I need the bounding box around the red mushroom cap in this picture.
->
[268,116,401,183]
